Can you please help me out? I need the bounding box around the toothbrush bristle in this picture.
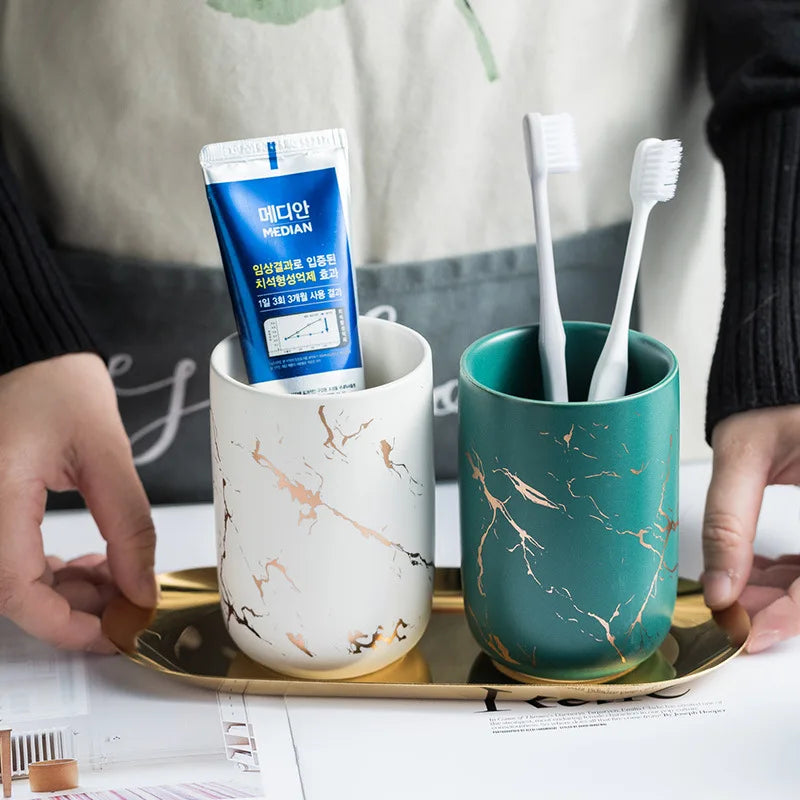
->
[638,138,682,202]
[541,113,581,174]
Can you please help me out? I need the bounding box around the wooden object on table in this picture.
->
[0,729,11,798]
[27,759,79,793]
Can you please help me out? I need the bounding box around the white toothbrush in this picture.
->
[523,112,580,403]
[588,138,682,402]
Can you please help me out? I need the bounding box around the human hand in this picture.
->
[0,353,157,652]
[702,406,800,653]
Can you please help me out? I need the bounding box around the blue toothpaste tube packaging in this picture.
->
[200,129,364,394]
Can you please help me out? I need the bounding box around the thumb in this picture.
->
[701,441,768,610]
[75,425,158,608]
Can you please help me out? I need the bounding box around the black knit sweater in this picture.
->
[703,0,800,438]
[1,2,799,445]
[0,155,96,371]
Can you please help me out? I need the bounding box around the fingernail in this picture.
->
[701,570,733,608]
[747,630,780,654]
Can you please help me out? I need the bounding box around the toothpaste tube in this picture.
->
[200,129,364,394]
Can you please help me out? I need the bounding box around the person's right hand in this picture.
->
[0,352,157,652]
[702,405,800,653]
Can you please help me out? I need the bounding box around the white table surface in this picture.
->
[13,462,799,798]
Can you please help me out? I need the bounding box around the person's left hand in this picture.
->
[702,406,800,653]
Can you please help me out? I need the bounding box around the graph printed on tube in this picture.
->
[265,308,345,358]
[588,138,682,402]
[523,112,580,402]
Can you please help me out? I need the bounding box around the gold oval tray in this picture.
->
[102,568,750,701]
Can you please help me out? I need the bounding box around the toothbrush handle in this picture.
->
[609,203,651,335]
[588,202,652,402]
[532,175,568,403]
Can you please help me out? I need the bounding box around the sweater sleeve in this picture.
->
[0,148,97,374]
[702,0,800,440]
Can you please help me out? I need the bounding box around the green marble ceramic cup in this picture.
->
[459,322,679,683]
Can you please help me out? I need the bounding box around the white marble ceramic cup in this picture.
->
[209,316,435,679]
